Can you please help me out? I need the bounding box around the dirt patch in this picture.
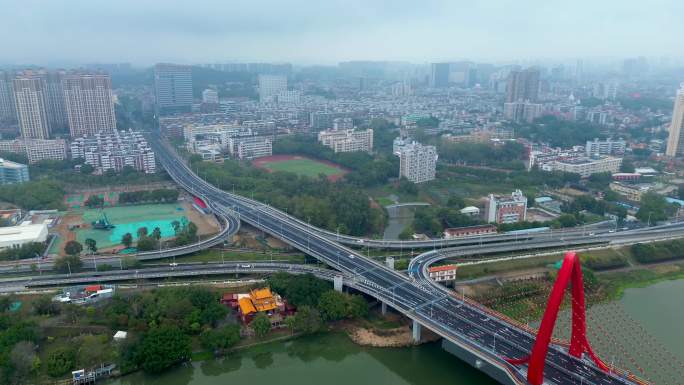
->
[345,324,415,347]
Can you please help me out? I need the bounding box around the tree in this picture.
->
[137,227,148,238]
[200,325,240,352]
[54,255,82,274]
[398,226,414,240]
[151,227,162,241]
[10,341,39,380]
[136,236,156,251]
[137,326,191,373]
[347,294,368,319]
[84,194,104,208]
[46,347,76,377]
[620,158,635,173]
[318,291,349,321]
[251,313,271,338]
[291,306,322,334]
[64,240,83,256]
[32,295,60,315]
[121,233,133,248]
[84,238,97,254]
[637,192,675,224]
[79,163,94,174]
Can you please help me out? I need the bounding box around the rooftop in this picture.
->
[429,264,458,273]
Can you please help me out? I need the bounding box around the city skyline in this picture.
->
[2,0,684,66]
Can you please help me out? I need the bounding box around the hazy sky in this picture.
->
[3,0,682,66]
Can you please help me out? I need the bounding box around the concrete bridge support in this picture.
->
[385,257,395,270]
[412,319,422,343]
[381,301,387,315]
[333,275,343,292]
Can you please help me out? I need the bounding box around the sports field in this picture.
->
[76,204,187,249]
[253,155,347,181]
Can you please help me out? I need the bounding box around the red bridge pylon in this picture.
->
[506,251,609,385]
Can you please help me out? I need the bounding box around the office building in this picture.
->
[277,90,301,104]
[506,68,540,102]
[0,71,17,124]
[397,141,437,183]
[430,63,451,88]
[70,130,156,174]
[13,75,50,139]
[227,136,272,159]
[318,128,373,153]
[0,158,29,185]
[154,64,193,115]
[666,83,684,157]
[258,75,287,103]
[0,223,48,250]
[62,73,116,137]
[541,156,622,178]
[485,189,527,224]
[585,138,626,156]
[202,89,219,104]
[429,62,474,88]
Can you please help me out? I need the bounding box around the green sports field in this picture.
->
[259,158,346,178]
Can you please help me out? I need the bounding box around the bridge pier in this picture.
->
[412,319,421,343]
[333,275,344,292]
[381,301,387,315]
[385,257,395,270]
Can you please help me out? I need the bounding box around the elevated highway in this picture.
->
[149,134,650,385]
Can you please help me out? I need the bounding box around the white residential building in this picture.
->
[228,136,272,160]
[585,138,626,156]
[542,156,622,178]
[25,139,68,163]
[397,141,437,183]
[70,130,156,174]
[318,129,373,153]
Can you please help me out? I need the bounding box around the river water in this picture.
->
[107,280,684,385]
[106,333,497,385]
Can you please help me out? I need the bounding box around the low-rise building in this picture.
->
[541,156,622,178]
[0,223,47,249]
[0,158,29,184]
[485,189,527,224]
[428,264,458,283]
[459,206,480,217]
[585,138,626,156]
[318,128,373,153]
[70,130,156,174]
[609,182,652,202]
[0,138,68,163]
[443,224,496,239]
[228,136,273,160]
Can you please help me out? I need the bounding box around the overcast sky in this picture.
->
[2,0,682,66]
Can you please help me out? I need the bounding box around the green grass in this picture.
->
[150,249,307,264]
[261,158,345,178]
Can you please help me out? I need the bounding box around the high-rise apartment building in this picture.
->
[258,75,287,103]
[154,64,193,115]
[202,89,219,104]
[397,141,438,184]
[43,71,68,132]
[62,73,116,137]
[13,75,51,139]
[506,68,540,103]
[504,101,543,123]
[430,63,451,88]
[0,71,17,124]
[666,83,684,157]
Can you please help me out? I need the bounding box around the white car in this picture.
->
[240,264,252,268]
[169,262,178,267]
[348,254,355,259]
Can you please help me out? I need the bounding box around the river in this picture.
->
[106,333,497,385]
[107,279,684,385]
